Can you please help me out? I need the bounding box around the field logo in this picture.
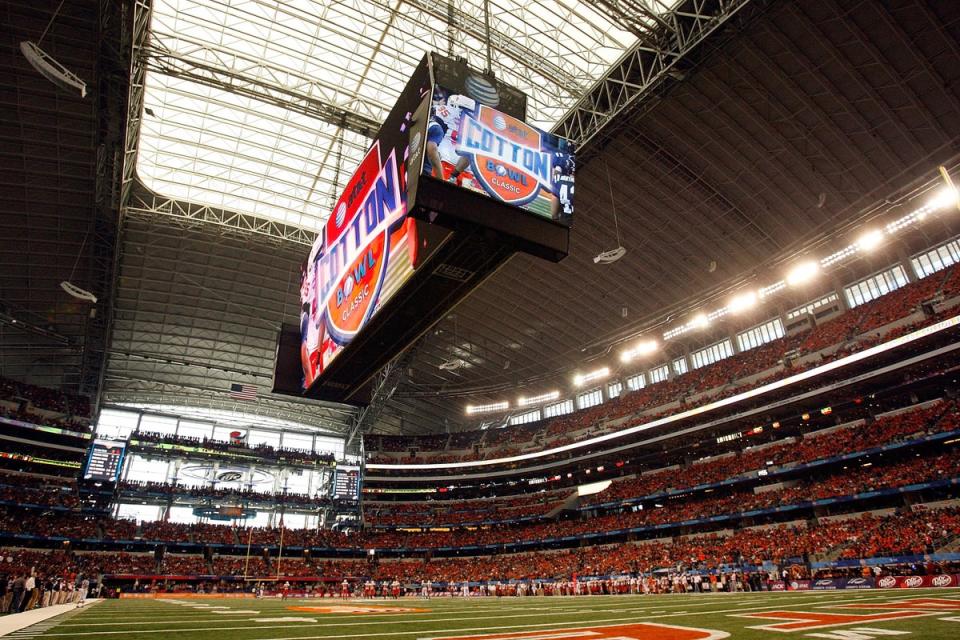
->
[460,105,550,207]
[420,622,729,640]
[735,610,933,632]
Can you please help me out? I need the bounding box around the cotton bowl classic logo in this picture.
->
[315,141,404,345]
[460,105,551,206]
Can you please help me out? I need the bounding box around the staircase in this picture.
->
[546,491,581,518]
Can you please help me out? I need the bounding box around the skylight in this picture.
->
[135,0,659,232]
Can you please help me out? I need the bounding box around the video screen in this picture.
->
[84,439,126,482]
[422,85,575,226]
[300,58,436,391]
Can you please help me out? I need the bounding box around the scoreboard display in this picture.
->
[280,52,573,404]
[331,464,361,501]
[83,439,126,482]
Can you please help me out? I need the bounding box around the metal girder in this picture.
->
[346,338,424,451]
[125,188,318,246]
[392,0,585,96]
[101,381,356,430]
[143,42,383,140]
[554,0,754,151]
[120,0,152,207]
[79,0,129,414]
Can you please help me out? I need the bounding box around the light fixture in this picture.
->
[786,261,819,286]
[927,185,959,211]
[856,229,883,252]
[20,2,88,99]
[518,391,560,407]
[620,340,657,363]
[573,367,609,386]
[465,401,509,415]
[595,161,627,265]
[692,313,709,328]
[727,290,757,313]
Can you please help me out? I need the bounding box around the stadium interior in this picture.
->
[3,0,960,638]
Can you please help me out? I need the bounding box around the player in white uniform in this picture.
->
[421,579,432,599]
[424,91,476,182]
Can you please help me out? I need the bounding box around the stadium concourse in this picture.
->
[5,0,960,639]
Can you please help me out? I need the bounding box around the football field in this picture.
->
[19,588,960,640]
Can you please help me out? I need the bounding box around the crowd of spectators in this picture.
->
[366,490,567,527]
[586,400,956,506]
[130,431,337,466]
[3,442,957,551]
[368,262,960,464]
[0,473,79,508]
[5,507,957,584]
[119,480,329,508]
[0,377,91,434]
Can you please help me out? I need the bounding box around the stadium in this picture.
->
[3,0,960,638]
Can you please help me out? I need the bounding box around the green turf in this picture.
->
[28,588,960,640]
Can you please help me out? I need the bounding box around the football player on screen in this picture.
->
[550,152,575,222]
[424,89,475,183]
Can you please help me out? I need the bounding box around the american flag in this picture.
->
[229,383,258,401]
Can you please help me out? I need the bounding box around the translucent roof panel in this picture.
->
[137,0,678,231]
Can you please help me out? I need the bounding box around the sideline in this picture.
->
[0,601,100,638]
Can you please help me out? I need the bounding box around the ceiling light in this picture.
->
[573,367,609,387]
[927,185,959,211]
[465,401,509,415]
[620,340,657,362]
[692,313,709,328]
[728,291,757,313]
[856,229,883,252]
[786,261,819,286]
[518,391,560,407]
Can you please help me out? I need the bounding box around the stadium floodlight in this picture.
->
[620,339,657,363]
[727,290,757,314]
[856,229,884,252]
[786,261,819,286]
[692,313,709,329]
[927,185,959,211]
[465,401,509,415]
[518,391,560,407]
[20,42,87,99]
[573,366,610,387]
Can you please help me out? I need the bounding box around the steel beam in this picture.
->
[555,0,755,152]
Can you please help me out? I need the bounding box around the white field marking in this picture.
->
[251,617,318,623]
[213,609,261,614]
[36,591,946,637]
[937,616,960,621]
[419,621,731,640]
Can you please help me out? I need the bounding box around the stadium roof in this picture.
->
[4,0,960,440]
[136,0,645,232]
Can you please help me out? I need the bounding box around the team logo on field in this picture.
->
[460,106,551,206]
[734,610,934,632]
[420,622,728,640]
[287,605,428,615]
